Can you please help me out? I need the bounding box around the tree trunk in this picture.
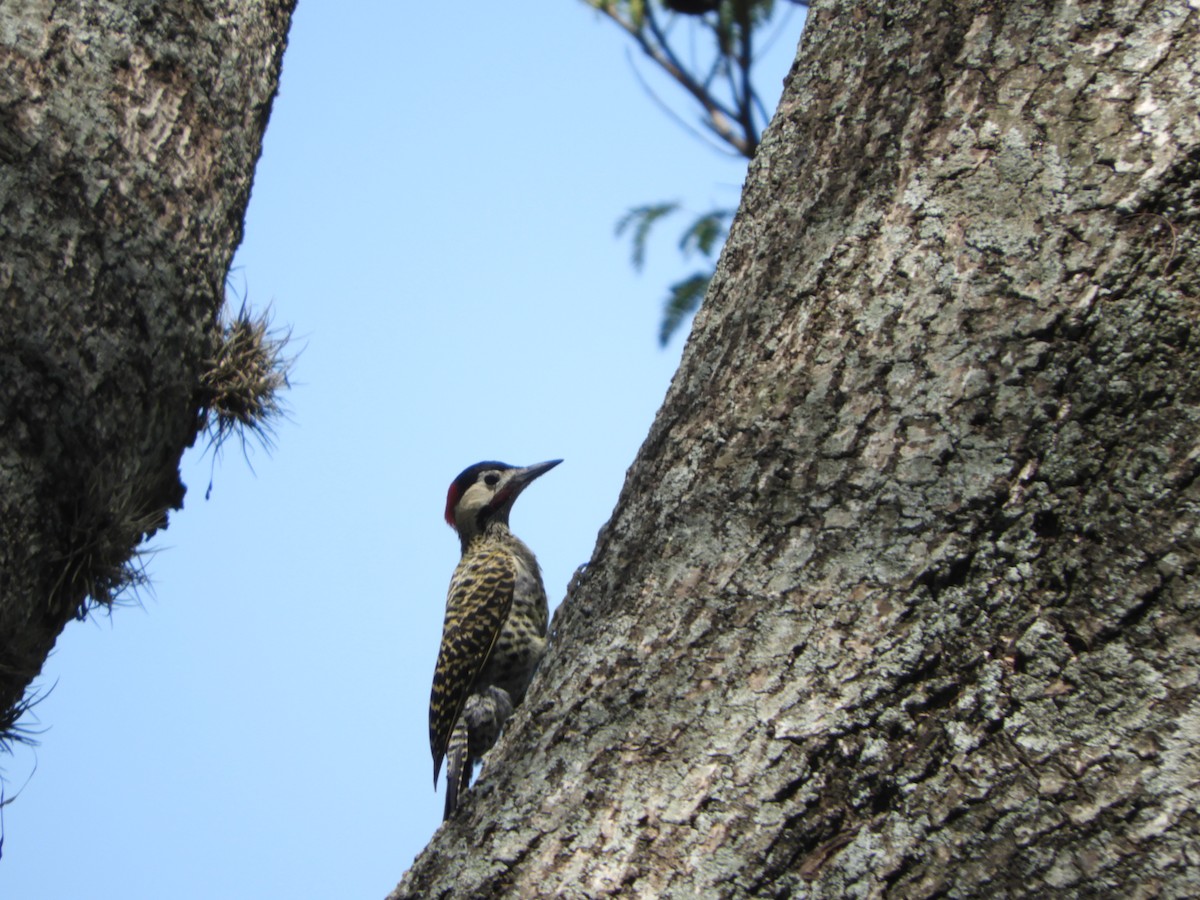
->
[0,1,293,740]
[393,0,1200,896]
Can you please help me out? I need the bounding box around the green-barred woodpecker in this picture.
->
[429,459,560,820]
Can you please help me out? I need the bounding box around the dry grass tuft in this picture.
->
[0,681,48,754]
[199,302,294,455]
[49,478,163,620]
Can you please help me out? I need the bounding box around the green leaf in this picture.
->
[679,208,734,258]
[615,202,680,271]
[659,272,711,345]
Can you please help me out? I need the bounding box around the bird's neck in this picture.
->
[459,518,512,555]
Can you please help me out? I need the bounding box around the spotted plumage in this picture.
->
[428,459,559,819]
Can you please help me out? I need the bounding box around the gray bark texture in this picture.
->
[394,0,1200,896]
[0,1,293,738]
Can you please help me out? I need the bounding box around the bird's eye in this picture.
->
[483,472,500,486]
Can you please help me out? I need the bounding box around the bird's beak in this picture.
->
[498,459,562,504]
[485,459,561,518]
[508,459,562,493]
[488,460,562,514]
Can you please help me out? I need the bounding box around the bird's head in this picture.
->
[444,459,562,539]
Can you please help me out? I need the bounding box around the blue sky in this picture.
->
[1,4,803,897]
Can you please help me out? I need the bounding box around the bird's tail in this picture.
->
[442,688,515,820]
[443,717,472,821]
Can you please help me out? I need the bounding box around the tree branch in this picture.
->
[585,0,756,158]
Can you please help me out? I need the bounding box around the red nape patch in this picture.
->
[444,483,462,528]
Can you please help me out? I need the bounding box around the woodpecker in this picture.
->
[429,458,560,820]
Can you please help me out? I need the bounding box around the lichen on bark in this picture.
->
[393,0,1200,896]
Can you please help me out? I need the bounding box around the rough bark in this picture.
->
[0,1,294,737]
[394,0,1200,896]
